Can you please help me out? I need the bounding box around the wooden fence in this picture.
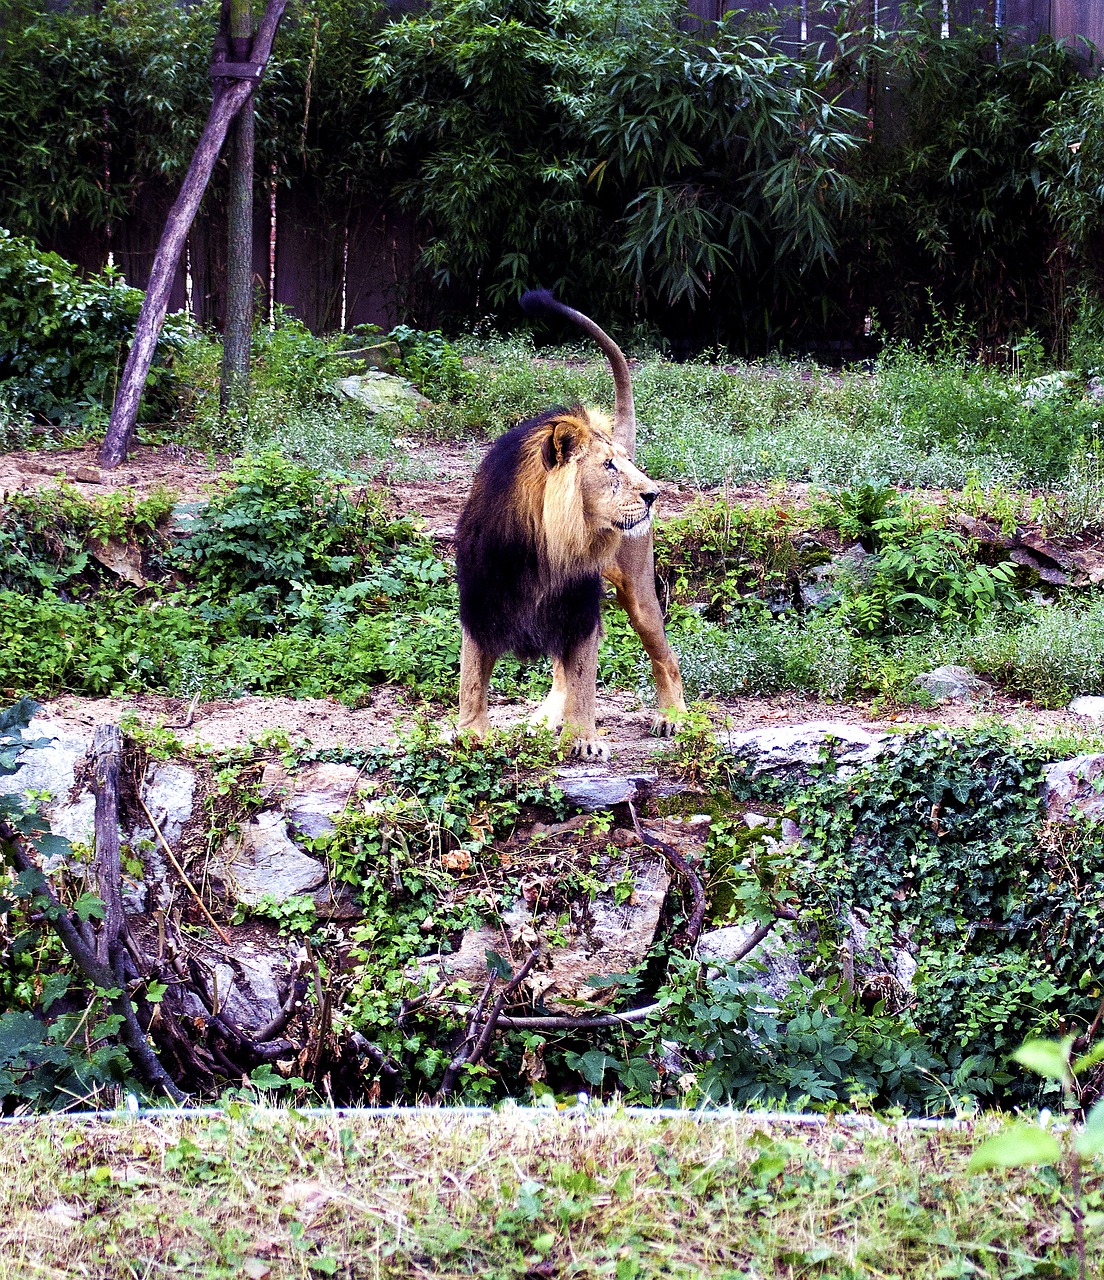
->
[685,1,1104,55]
[41,1,1104,337]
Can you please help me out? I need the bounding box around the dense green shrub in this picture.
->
[0,229,185,428]
[176,451,412,598]
[3,0,1102,352]
[0,484,174,596]
[840,15,1083,350]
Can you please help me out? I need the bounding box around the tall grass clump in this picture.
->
[972,599,1104,705]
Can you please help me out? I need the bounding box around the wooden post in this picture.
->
[98,0,288,470]
[220,0,256,417]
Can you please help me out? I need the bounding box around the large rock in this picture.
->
[1069,696,1104,724]
[698,921,803,1002]
[553,767,655,812]
[285,762,363,839]
[223,810,329,907]
[698,910,915,1008]
[0,713,95,845]
[198,940,298,1038]
[126,762,199,913]
[537,852,671,1011]
[720,721,892,780]
[424,850,672,1011]
[913,665,989,704]
[334,373,430,414]
[1041,754,1104,823]
[139,762,196,846]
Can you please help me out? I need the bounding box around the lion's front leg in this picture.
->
[560,629,608,761]
[457,629,497,737]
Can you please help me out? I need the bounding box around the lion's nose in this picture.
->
[641,490,658,508]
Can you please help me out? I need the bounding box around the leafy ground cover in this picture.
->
[0,1107,1099,1279]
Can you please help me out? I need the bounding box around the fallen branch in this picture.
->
[436,947,541,1100]
[627,800,706,946]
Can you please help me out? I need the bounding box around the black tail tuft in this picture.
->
[519,288,560,318]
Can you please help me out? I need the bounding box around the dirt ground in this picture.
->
[4,440,1095,758]
[40,684,1086,772]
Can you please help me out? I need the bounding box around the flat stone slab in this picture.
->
[334,373,430,413]
[720,721,893,779]
[553,768,656,812]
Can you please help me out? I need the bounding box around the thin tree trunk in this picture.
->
[220,0,256,417]
[99,0,288,470]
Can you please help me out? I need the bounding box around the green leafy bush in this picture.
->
[176,450,414,599]
[0,228,185,429]
[972,597,1104,705]
[649,957,946,1110]
[387,325,474,401]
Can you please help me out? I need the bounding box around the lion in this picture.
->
[455,290,686,759]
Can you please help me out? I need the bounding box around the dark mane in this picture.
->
[456,409,603,663]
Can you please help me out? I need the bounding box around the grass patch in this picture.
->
[0,1108,1098,1278]
[425,336,1104,495]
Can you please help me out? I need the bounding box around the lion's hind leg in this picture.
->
[457,630,498,737]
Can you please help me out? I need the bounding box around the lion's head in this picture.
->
[510,407,658,581]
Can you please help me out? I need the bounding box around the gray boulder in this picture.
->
[334,373,430,414]
[1041,754,1104,823]
[0,713,95,846]
[223,810,329,907]
[720,721,892,780]
[285,762,363,839]
[425,851,672,1012]
[1069,696,1104,724]
[199,941,298,1038]
[698,921,803,1003]
[913,665,990,704]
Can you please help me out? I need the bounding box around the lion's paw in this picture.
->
[570,737,611,762]
[650,712,680,738]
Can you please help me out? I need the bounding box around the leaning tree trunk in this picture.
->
[99,0,288,470]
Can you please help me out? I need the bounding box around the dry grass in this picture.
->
[0,1107,1099,1278]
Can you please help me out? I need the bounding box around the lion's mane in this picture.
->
[456,405,619,664]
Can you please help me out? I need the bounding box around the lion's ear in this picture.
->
[542,421,577,470]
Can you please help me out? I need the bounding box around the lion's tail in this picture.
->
[519,289,638,459]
